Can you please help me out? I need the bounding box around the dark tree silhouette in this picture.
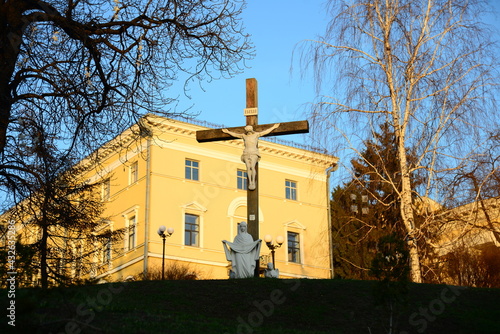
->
[1,119,124,288]
[0,0,253,204]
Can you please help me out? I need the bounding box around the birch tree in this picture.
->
[303,0,499,282]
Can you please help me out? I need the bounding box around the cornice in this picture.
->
[146,115,338,167]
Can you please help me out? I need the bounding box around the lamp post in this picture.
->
[264,234,284,268]
[157,225,174,280]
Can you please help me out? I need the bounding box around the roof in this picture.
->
[85,113,339,169]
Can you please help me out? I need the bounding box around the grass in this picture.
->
[2,278,500,333]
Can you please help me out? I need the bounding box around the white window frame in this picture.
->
[181,202,207,248]
[184,213,200,247]
[185,159,200,181]
[285,179,298,200]
[287,231,301,263]
[283,221,306,265]
[123,207,139,252]
[102,178,111,201]
[237,169,248,190]
[128,215,137,250]
[129,161,138,185]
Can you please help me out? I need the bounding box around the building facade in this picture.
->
[81,115,338,281]
[435,197,500,255]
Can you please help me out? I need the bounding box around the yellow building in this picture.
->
[434,197,500,256]
[1,114,338,283]
[405,194,499,286]
[82,114,338,281]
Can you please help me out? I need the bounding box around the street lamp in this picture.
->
[264,234,284,268]
[157,225,174,280]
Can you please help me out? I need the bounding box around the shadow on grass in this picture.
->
[2,279,499,334]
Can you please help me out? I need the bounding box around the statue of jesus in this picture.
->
[222,123,280,190]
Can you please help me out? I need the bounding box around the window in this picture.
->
[181,202,206,248]
[56,255,64,276]
[128,216,136,250]
[102,238,112,264]
[285,180,297,200]
[288,231,300,263]
[185,159,199,181]
[184,214,199,247]
[237,170,248,190]
[129,161,138,184]
[102,178,111,201]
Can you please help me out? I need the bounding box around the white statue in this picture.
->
[222,222,262,278]
[222,123,280,190]
[264,262,279,278]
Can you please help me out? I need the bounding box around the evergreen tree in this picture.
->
[331,123,428,280]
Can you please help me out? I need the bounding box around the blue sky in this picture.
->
[172,0,499,144]
[171,0,328,144]
[169,0,500,187]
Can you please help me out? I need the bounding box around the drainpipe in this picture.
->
[326,163,338,279]
[143,135,152,277]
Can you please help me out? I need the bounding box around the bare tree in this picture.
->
[0,117,125,288]
[301,0,499,282]
[0,0,252,204]
[444,241,500,288]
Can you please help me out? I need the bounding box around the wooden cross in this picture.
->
[196,78,309,247]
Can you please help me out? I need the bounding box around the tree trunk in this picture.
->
[40,223,49,289]
[408,238,422,283]
[399,143,422,283]
[385,14,423,282]
[0,4,23,155]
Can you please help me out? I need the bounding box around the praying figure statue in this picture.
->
[222,222,262,279]
[264,262,279,278]
[222,123,280,190]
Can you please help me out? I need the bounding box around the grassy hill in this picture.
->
[2,278,500,333]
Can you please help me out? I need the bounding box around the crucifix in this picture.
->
[196,78,309,274]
